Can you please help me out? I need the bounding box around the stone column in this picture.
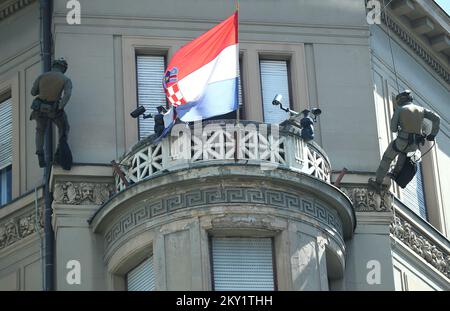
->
[341,183,396,290]
[287,221,330,291]
[51,165,114,290]
[154,218,204,290]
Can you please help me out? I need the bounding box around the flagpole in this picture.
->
[235,0,240,124]
[234,1,240,163]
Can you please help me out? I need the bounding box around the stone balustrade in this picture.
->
[114,120,332,192]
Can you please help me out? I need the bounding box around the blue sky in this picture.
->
[434,0,450,15]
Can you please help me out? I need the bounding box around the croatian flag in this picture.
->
[163,12,239,122]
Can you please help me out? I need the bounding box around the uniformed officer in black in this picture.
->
[154,105,167,137]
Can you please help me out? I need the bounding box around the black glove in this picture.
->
[426,134,435,141]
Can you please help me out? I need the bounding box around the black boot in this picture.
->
[368,178,383,194]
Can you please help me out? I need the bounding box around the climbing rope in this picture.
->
[382,0,401,91]
[417,141,436,162]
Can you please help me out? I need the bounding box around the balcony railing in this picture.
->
[391,198,450,280]
[114,120,331,192]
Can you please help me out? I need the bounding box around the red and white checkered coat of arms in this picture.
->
[163,67,186,107]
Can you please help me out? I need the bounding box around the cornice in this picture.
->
[0,0,36,22]
[381,12,450,85]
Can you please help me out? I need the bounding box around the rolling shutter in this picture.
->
[260,60,291,124]
[402,163,427,220]
[212,238,275,291]
[127,256,155,291]
[0,98,12,170]
[238,59,244,117]
[136,55,166,140]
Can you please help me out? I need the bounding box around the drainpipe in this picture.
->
[40,0,54,291]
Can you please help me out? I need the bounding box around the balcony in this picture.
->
[89,120,356,289]
[114,120,332,192]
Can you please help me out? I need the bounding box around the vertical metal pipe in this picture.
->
[40,0,54,291]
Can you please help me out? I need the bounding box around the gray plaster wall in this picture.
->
[53,33,117,163]
[0,2,39,71]
[0,237,42,291]
[46,202,107,291]
[313,43,380,172]
[53,0,367,27]
[344,217,396,290]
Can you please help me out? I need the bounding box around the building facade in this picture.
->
[0,0,448,291]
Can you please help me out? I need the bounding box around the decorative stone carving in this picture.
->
[341,185,393,212]
[390,216,449,279]
[0,0,36,22]
[5,220,18,246]
[19,214,36,238]
[0,210,41,251]
[382,12,450,84]
[104,187,343,250]
[305,146,331,183]
[53,182,115,205]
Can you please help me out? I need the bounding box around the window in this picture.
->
[0,96,12,207]
[402,162,427,220]
[126,256,155,291]
[238,55,245,119]
[0,166,12,207]
[211,237,275,290]
[136,55,166,140]
[259,59,291,124]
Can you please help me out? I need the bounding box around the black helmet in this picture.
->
[52,58,68,71]
[395,90,413,105]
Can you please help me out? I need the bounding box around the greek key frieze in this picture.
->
[104,187,343,249]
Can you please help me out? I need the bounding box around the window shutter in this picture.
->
[127,256,155,291]
[238,60,244,115]
[260,60,291,124]
[136,55,166,140]
[212,238,275,291]
[0,98,12,170]
[402,163,427,220]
